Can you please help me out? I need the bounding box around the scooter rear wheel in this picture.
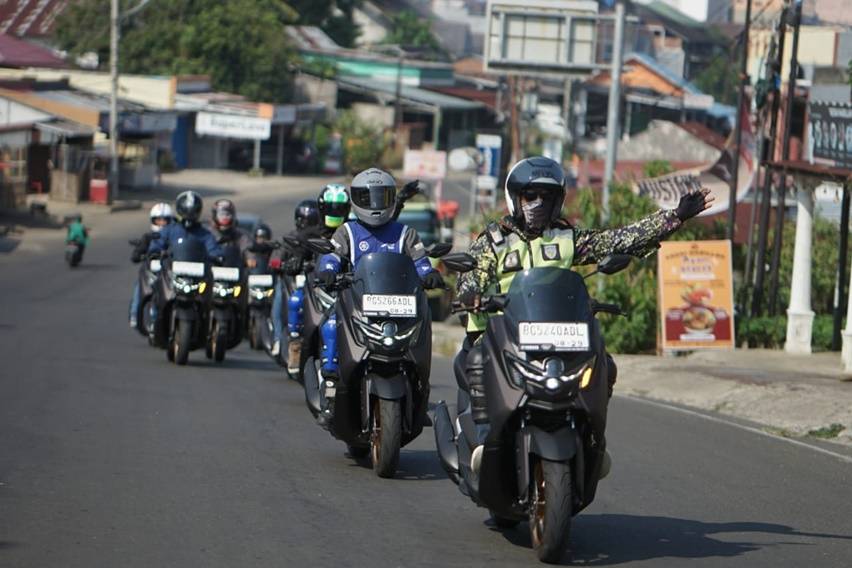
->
[371,397,402,478]
[530,458,573,563]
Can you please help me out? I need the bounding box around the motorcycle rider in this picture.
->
[314,168,445,425]
[455,156,713,473]
[270,198,322,359]
[65,214,89,250]
[282,185,352,370]
[128,202,173,328]
[244,222,274,270]
[209,198,252,266]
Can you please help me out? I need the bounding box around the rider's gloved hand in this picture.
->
[423,271,446,290]
[676,188,713,221]
[317,270,336,288]
[457,288,481,310]
[268,258,282,271]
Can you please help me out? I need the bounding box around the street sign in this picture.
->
[403,150,447,180]
[658,240,735,351]
[195,112,271,140]
[476,134,502,178]
[484,0,601,76]
[808,101,852,170]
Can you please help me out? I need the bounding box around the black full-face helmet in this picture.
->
[294,199,320,231]
[349,168,397,227]
[253,223,272,243]
[211,199,237,231]
[175,191,203,227]
[505,156,566,233]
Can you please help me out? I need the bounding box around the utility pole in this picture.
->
[109,0,119,203]
[727,0,751,241]
[393,49,403,135]
[751,7,788,316]
[768,0,802,316]
[602,0,625,222]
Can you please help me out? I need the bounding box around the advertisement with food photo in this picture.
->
[658,241,735,350]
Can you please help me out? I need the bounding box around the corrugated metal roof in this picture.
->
[338,77,483,111]
[627,52,702,95]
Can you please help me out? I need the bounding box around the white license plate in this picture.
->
[149,259,162,273]
[362,294,417,317]
[172,261,205,277]
[518,322,590,351]
[248,274,273,287]
[212,266,240,282]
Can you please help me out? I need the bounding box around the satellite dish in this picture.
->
[448,147,481,172]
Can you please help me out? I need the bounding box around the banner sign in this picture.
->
[195,112,271,140]
[634,98,755,216]
[658,240,735,350]
[808,101,852,170]
[403,150,447,180]
[476,133,502,178]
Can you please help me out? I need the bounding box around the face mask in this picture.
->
[521,197,549,231]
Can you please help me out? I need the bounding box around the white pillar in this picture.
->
[840,184,852,372]
[785,179,815,354]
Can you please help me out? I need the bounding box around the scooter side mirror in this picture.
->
[426,242,453,258]
[281,235,302,251]
[305,238,335,255]
[597,254,631,275]
[442,252,477,273]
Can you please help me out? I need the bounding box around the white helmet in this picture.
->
[149,202,174,232]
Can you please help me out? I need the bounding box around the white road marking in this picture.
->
[619,394,852,465]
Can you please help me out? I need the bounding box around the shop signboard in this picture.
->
[403,149,447,180]
[195,112,271,140]
[658,240,735,350]
[808,101,852,170]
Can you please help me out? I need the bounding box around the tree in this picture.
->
[382,10,445,58]
[54,0,299,102]
[693,51,740,106]
[286,0,362,48]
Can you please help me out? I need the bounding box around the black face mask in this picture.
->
[520,196,551,232]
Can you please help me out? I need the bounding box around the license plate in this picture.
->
[172,261,205,277]
[248,274,273,287]
[362,294,417,317]
[518,322,590,351]
[212,266,240,282]
[149,259,162,273]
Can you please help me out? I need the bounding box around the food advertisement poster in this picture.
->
[659,240,735,350]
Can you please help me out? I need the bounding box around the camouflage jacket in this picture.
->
[456,209,682,300]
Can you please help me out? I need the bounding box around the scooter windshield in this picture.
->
[170,235,208,263]
[503,268,592,328]
[351,252,421,318]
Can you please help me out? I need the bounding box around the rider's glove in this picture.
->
[317,270,336,288]
[676,189,709,221]
[423,271,446,290]
[457,288,481,310]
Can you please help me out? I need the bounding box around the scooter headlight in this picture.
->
[505,352,595,397]
[353,313,419,350]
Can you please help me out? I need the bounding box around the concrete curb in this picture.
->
[109,200,143,213]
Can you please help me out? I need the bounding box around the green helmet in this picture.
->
[318,184,351,229]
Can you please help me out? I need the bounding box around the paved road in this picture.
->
[1,184,851,567]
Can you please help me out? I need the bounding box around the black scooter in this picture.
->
[149,237,213,365]
[65,242,84,267]
[128,237,162,337]
[301,240,452,478]
[207,262,244,362]
[433,254,630,563]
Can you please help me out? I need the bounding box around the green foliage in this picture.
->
[736,314,835,351]
[807,423,845,439]
[382,10,445,59]
[693,52,740,106]
[54,0,301,102]
[567,183,723,353]
[467,207,507,237]
[334,110,388,174]
[642,160,673,179]
[288,0,362,48]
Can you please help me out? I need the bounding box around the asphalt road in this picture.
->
[1,184,851,567]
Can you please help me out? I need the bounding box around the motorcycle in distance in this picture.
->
[278,234,332,382]
[246,243,279,351]
[432,254,631,563]
[300,238,453,478]
[206,246,245,363]
[149,236,214,365]
[128,236,163,338]
[65,241,84,267]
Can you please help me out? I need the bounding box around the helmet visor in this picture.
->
[351,185,395,211]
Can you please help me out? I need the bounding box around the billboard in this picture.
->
[808,101,852,170]
[403,150,447,180]
[658,240,735,351]
[195,112,271,140]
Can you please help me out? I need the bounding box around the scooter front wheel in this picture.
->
[211,319,227,362]
[173,318,192,366]
[530,458,573,564]
[371,397,402,479]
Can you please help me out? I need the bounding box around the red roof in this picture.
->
[0,0,69,38]
[426,86,496,109]
[0,33,67,68]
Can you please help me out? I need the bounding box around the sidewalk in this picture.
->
[432,320,852,448]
